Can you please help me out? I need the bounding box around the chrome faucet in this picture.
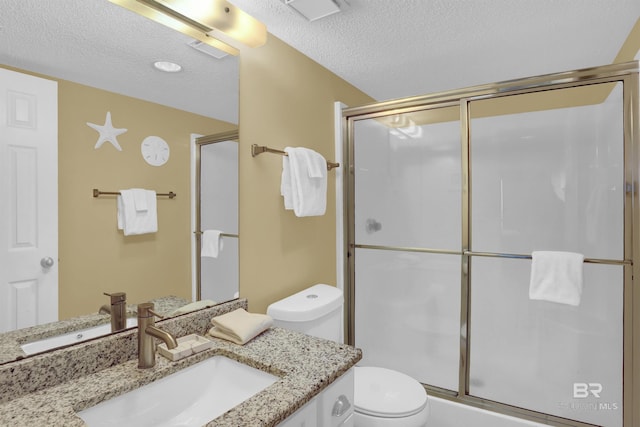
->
[137,302,178,369]
[100,292,127,333]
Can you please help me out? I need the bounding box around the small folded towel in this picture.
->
[132,189,148,212]
[304,148,325,178]
[529,251,585,306]
[117,189,158,236]
[201,230,224,258]
[283,147,327,217]
[167,299,216,317]
[208,308,273,345]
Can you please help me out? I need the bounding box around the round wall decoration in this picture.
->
[141,136,170,166]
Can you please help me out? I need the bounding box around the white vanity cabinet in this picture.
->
[278,368,354,427]
[279,399,318,426]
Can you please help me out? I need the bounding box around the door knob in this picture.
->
[40,257,55,268]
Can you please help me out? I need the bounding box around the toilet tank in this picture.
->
[267,284,343,343]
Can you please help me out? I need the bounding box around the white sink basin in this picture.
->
[78,355,279,427]
[20,318,138,355]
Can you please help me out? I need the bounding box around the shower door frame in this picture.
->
[342,61,639,427]
[194,130,239,301]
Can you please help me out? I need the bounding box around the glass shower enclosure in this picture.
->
[343,62,639,427]
[195,131,239,303]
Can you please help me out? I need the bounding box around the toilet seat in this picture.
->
[354,366,428,418]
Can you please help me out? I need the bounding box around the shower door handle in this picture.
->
[365,218,382,234]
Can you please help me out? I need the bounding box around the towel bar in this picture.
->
[352,244,632,266]
[463,250,631,266]
[251,144,340,171]
[194,231,239,238]
[93,188,177,199]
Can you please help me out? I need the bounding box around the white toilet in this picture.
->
[267,284,430,427]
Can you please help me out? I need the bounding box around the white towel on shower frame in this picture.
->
[201,230,224,258]
[529,251,584,306]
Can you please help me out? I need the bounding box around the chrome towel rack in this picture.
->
[251,144,340,171]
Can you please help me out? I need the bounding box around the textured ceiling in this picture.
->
[1,1,639,124]
[233,0,640,102]
[0,0,239,123]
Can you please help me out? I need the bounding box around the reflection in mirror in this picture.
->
[195,132,240,302]
[0,295,200,364]
[0,1,239,364]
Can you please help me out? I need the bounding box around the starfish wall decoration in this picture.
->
[87,111,127,151]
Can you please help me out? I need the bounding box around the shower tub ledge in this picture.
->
[428,396,547,427]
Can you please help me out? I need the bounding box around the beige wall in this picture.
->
[55,78,235,319]
[238,35,374,314]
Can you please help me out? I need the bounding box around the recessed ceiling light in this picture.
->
[153,61,182,73]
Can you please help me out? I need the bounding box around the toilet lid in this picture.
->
[354,366,428,418]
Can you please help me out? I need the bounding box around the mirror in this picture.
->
[0,1,239,364]
[1,295,206,362]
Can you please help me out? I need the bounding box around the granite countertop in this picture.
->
[0,304,361,426]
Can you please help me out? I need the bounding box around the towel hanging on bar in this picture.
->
[117,189,158,236]
[282,147,328,217]
[201,230,224,258]
[251,144,339,170]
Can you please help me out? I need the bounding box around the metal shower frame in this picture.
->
[342,61,639,427]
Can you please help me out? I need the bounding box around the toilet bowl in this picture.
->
[354,366,429,427]
[267,284,430,427]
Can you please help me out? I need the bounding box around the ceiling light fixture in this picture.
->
[109,0,267,56]
[284,0,341,22]
[153,60,183,72]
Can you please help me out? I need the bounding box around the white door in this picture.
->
[0,68,58,332]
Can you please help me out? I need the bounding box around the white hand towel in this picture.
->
[201,230,223,258]
[281,155,294,210]
[208,308,273,345]
[529,251,584,306]
[117,189,158,236]
[117,195,125,230]
[284,147,327,217]
[304,148,325,178]
[132,188,148,212]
